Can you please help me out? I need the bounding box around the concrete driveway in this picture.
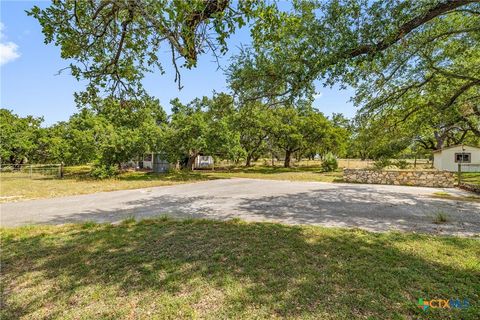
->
[1,179,479,235]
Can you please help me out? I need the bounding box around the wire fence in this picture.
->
[459,163,480,173]
[0,163,63,179]
[215,158,432,169]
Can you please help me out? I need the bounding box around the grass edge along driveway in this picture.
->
[1,217,479,319]
[0,167,342,203]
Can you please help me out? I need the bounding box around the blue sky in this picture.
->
[1,0,356,126]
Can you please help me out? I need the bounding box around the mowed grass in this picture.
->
[201,166,343,183]
[0,165,341,202]
[432,191,480,203]
[462,172,480,186]
[0,169,215,202]
[1,218,479,319]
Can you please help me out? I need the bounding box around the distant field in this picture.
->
[217,158,432,170]
[202,166,343,183]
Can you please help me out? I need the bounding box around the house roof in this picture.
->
[432,144,480,153]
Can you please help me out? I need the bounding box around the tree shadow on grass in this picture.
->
[36,184,480,236]
[234,186,480,236]
[214,166,327,174]
[116,171,220,182]
[61,169,221,183]
[2,219,479,319]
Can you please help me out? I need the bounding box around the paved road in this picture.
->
[1,179,479,235]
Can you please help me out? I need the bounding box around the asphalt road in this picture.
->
[1,179,479,235]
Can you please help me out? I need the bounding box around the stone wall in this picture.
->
[343,169,455,188]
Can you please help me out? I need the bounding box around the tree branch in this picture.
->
[347,0,480,58]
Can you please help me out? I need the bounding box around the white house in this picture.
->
[433,145,480,172]
[193,155,214,169]
[125,153,171,172]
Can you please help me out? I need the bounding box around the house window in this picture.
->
[454,153,471,163]
[144,154,152,162]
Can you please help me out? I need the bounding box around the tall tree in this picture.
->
[63,109,102,165]
[234,102,272,166]
[354,8,480,139]
[32,1,479,104]
[0,109,43,165]
[348,114,412,160]
[163,93,242,169]
[270,105,331,167]
[230,0,480,102]
[49,97,167,169]
[34,122,71,164]
[92,97,167,169]
[28,0,256,99]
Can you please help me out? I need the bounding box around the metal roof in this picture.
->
[432,145,480,153]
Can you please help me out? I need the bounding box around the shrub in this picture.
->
[321,153,338,172]
[90,164,118,179]
[433,211,449,224]
[373,157,392,170]
[394,159,410,169]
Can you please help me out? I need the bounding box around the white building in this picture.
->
[433,145,480,172]
[194,155,214,169]
[125,153,171,172]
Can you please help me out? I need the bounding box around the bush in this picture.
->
[394,159,410,169]
[90,164,118,179]
[321,153,338,172]
[433,211,449,224]
[373,157,392,170]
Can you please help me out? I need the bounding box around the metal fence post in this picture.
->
[29,164,32,178]
[457,163,462,185]
[60,162,64,178]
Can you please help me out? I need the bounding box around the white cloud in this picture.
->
[0,22,20,66]
[0,42,20,66]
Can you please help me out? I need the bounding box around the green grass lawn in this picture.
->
[432,191,480,203]
[1,218,478,319]
[0,170,216,202]
[0,166,341,202]
[201,166,343,183]
[1,165,475,203]
[462,172,480,186]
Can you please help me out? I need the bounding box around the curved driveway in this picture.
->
[1,179,479,236]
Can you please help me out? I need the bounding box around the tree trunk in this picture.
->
[284,150,292,168]
[434,131,445,150]
[186,154,196,171]
[360,150,367,161]
[246,154,253,167]
[296,152,302,162]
